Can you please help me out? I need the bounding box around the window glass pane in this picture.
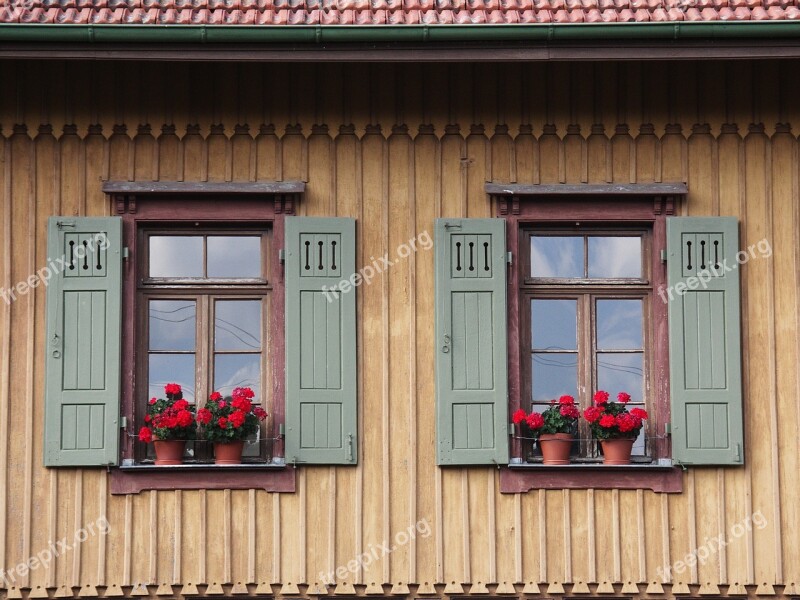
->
[531,299,577,351]
[597,352,643,400]
[207,236,262,278]
[532,353,577,401]
[214,354,261,400]
[149,300,196,351]
[531,236,583,278]
[588,236,642,278]
[148,354,196,403]
[149,236,204,277]
[631,421,647,456]
[596,299,643,350]
[215,300,262,351]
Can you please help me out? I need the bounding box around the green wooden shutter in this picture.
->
[435,218,509,465]
[44,217,122,467]
[285,217,357,465]
[667,216,744,465]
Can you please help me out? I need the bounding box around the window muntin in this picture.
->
[523,227,652,461]
[139,228,272,463]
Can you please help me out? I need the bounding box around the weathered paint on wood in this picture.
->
[0,59,797,598]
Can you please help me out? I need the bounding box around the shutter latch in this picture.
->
[346,433,354,462]
[660,249,668,263]
[506,251,513,265]
[734,443,741,462]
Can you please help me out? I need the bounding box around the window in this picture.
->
[521,228,653,461]
[138,228,273,463]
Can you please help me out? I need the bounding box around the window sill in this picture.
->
[500,463,683,493]
[110,462,295,494]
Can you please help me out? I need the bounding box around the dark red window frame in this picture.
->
[108,191,297,494]
[497,193,682,493]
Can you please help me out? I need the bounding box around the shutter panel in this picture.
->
[44,217,122,467]
[285,217,357,465]
[667,216,744,465]
[435,218,509,465]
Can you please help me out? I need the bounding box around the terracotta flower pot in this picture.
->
[214,440,245,465]
[538,433,573,465]
[153,439,186,466]
[600,438,634,465]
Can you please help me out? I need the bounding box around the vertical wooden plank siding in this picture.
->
[0,59,797,599]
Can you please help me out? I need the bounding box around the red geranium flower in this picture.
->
[197,408,212,425]
[593,390,610,405]
[138,427,153,443]
[229,410,246,428]
[559,395,575,405]
[525,412,545,430]
[584,406,602,423]
[164,383,182,397]
[218,400,226,409]
[560,405,580,419]
[512,409,527,425]
[218,417,228,428]
[254,407,268,420]
[598,414,616,428]
[149,397,157,405]
[630,407,649,420]
[210,391,222,401]
[617,392,631,404]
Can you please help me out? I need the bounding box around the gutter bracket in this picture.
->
[87,26,94,42]
[200,27,207,43]
[315,26,322,43]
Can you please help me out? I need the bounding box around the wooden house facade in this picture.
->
[0,46,798,600]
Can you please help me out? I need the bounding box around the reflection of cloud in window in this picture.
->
[531,237,582,278]
[150,301,196,350]
[150,236,203,277]
[215,358,261,398]
[208,236,261,278]
[589,237,641,278]
[596,300,643,349]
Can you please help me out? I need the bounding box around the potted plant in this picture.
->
[583,390,648,464]
[138,383,196,465]
[512,395,580,465]
[197,386,268,464]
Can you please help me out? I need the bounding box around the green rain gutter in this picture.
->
[1,21,800,43]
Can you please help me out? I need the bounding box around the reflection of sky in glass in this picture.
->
[632,428,646,455]
[531,236,583,278]
[148,354,195,403]
[215,301,261,351]
[149,300,196,351]
[596,300,642,350]
[208,236,262,278]
[588,236,641,278]
[531,299,577,350]
[214,354,261,399]
[532,353,577,401]
[597,352,643,399]
[150,236,203,277]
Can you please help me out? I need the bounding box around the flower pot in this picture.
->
[538,433,573,465]
[214,440,245,465]
[600,438,634,465]
[153,439,186,465]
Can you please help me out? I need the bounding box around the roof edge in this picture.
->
[1,22,800,44]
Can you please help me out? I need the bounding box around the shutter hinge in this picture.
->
[664,422,671,435]
[57,220,76,230]
[506,251,513,265]
[443,222,462,230]
[660,249,668,263]
[278,422,285,439]
[509,423,515,436]
[346,433,354,462]
[122,247,130,260]
[120,416,127,429]
[734,443,742,462]
[279,248,285,265]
